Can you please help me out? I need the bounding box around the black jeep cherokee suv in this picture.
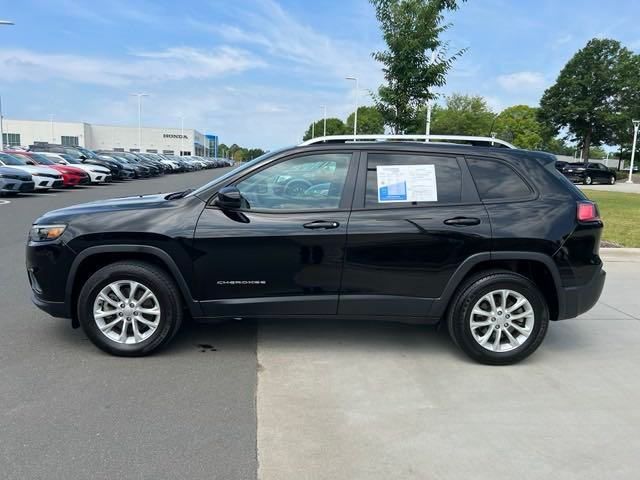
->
[26,141,605,364]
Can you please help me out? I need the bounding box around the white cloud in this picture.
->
[553,34,573,47]
[189,0,383,88]
[496,71,546,92]
[0,46,263,87]
[55,0,166,25]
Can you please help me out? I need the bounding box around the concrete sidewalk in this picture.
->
[581,183,640,194]
[257,256,640,480]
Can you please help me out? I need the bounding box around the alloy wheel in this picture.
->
[93,280,161,344]
[469,289,535,353]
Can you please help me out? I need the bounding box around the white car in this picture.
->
[35,152,111,183]
[159,158,180,171]
[0,152,63,190]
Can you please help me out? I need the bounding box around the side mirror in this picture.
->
[215,186,248,210]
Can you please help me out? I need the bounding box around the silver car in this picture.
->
[0,166,35,195]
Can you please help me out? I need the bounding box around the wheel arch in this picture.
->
[431,251,562,321]
[66,245,201,327]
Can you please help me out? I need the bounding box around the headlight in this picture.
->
[29,224,67,242]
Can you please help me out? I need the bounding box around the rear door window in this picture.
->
[364,153,462,208]
[467,157,532,201]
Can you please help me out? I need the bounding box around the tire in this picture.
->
[77,261,183,356]
[447,270,549,365]
[584,176,592,185]
[610,175,616,185]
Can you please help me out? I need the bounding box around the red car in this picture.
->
[11,152,90,187]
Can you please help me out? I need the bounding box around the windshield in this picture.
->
[0,152,27,166]
[10,153,39,165]
[77,147,98,159]
[25,153,55,165]
[188,149,283,198]
[59,154,81,164]
[62,148,82,159]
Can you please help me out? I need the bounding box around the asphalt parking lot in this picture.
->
[0,169,260,480]
[2,170,640,479]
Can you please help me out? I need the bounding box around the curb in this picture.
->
[600,247,640,262]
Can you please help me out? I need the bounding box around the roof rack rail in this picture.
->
[299,134,516,149]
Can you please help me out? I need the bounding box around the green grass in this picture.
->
[582,190,640,247]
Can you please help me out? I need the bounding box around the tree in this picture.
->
[346,106,385,135]
[610,53,640,167]
[406,93,494,136]
[218,143,229,158]
[539,38,635,162]
[494,105,543,149]
[540,137,575,156]
[246,148,265,159]
[588,146,607,159]
[302,118,347,141]
[370,0,466,133]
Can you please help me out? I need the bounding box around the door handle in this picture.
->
[443,217,481,226]
[303,220,340,229]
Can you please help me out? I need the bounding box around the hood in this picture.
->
[2,164,60,177]
[73,164,110,173]
[51,164,87,175]
[34,192,193,225]
[0,166,31,179]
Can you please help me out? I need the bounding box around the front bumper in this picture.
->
[31,292,69,318]
[26,241,76,319]
[0,179,35,193]
[557,267,606,320]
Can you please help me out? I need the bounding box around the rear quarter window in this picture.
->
[467,157,532,201]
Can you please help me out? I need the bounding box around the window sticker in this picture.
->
[376,164,438,203]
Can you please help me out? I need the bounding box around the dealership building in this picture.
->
[1,118,218,157]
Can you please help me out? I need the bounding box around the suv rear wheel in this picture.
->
[447,271,549,365]
[77,261,183,356]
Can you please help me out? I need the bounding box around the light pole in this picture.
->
[425,101,433,142]
[0,95,4,149]
[311,120,315,139]
[0,21,14,147]
[179,114,185,156]
[346,76,359,140]
[627,119,640,184]
[321,105,327,137]
[425,50,438,142]
[49,114,55,143]
[130,93,149,152]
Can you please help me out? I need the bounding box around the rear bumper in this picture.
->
[564,174,585,183]
[557,267,606,320]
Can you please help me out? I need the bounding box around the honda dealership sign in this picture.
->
[163,134,188,139]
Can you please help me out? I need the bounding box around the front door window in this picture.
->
[235,153,352,210]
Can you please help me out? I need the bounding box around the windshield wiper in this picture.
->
[165,188,194,200]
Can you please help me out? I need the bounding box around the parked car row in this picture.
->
[555,161,617,185]
[0,143,233,196]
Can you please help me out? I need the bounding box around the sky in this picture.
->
[1,0,639,150]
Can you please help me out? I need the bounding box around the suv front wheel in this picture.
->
[447,271,549,365]
[77,261,183,356]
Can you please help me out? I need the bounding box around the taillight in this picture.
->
[577,201,599,222]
